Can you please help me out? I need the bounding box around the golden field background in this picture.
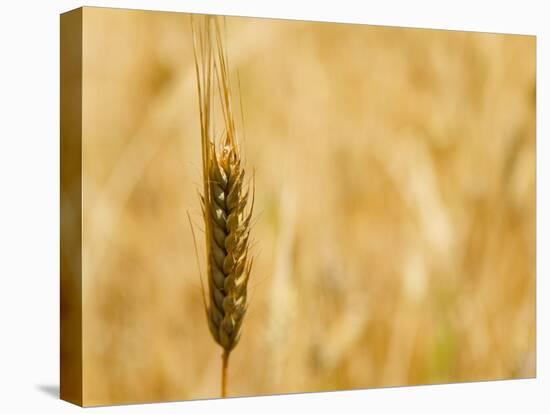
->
[79,7,535,405]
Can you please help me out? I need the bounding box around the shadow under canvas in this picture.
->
[37,384,60,399]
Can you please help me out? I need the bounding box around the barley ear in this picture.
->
[191,15,254,398]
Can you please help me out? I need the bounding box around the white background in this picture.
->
[0,0,547,412]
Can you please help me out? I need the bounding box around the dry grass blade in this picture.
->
[191,15,254,398]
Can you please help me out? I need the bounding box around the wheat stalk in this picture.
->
[191,15,254,398]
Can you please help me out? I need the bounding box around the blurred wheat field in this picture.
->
[78,7,535,406]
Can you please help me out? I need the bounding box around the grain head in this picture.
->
[192,15,254,396]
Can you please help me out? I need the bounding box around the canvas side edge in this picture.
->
[60,7,83,407]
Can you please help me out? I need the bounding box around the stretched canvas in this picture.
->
[60,6,536,407]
